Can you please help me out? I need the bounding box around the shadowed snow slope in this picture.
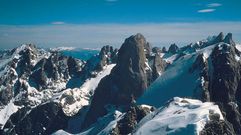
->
[137,44,217,107]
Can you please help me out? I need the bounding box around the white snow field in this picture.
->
[134,97,223,135]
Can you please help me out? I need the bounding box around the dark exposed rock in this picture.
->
[200,120,235,135]
[99,45,118,70]
[67,57,83,77]
[168,43,179,54]
[152,53,166,80]
[3,102,69,135]
[224,33,235,45]
[189,54,206,73]
[0,86,13,106]
[211,32,224,45]
[185,33,241,134]
[82,33,149,129]
[152,47,161,54]
[162,46,167,53]
[200,107,235,135]
[204,42,241,134]
[144,42,152,58]
[80,45,117,79]
[29,53,75,90]
[16,44,38,77]
[210,44,240,103]
[111,105,153,135]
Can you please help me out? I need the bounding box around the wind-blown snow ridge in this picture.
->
[134,97,223,135]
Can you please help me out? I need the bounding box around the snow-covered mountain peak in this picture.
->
[1,33,240,134]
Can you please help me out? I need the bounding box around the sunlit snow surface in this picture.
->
[0,100,20,129]
[60,64,116,116]
[235,44,241,52]
[134,97,223,135]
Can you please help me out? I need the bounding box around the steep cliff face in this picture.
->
[207,41,241,133]
[136,33,241,134]
[3,102,69,135]
[82,34,167,129]
[82,33,149,128]
[193,33,241,134]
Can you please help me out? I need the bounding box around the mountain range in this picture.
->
[0,32,240,135]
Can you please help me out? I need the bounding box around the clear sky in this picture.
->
[0,0,241,49]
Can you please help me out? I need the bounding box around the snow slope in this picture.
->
[134,97,223,135]
[53,110,123,135]
[60,64,116,116]
[235,44,241,52]
[138,44,217,107]
[0,100,20,129]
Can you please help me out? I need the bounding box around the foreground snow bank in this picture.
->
[134,97,223,135]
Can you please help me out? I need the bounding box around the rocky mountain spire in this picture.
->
[213,32,224,44]
[168,43,179,54]
[224,33,235,45]
[82,33,148,129]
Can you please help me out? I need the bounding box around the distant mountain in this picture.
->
[0,33,240,135]
[0,44,117,134]
[51,47,99,61]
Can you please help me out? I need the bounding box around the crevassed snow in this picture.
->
[60,64,116,116]
[134,97,223,135]
[0,100,20,129]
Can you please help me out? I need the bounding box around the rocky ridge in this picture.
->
[1,32,241,135]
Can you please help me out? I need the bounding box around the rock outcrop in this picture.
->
[194,33,241,134]
[210,32,224,45]
[80,45,118,79]
[224,33,235,45]
[208,42,241,134]
[168,43,179,54]
[200,111,235,135]
[3,102,69,135]
[82,33,150,128]
[112,105,153,135]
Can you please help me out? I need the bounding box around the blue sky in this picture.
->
[0,0,241,49]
